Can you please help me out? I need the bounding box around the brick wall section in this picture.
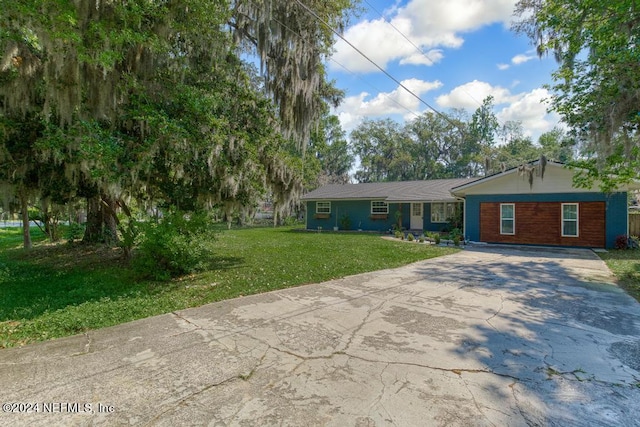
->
[480,202,606,247]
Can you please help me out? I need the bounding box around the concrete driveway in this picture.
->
[1,245,640,426]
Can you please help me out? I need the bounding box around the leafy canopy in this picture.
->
[513,0,640,190]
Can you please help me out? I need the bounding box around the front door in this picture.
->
[410,203,423,230]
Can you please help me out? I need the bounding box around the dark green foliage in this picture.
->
[1,0,358,247]
[447,204,464,231]
[350,97,574,182]
[64,223,85,242]
[132,211,217,280]
[339,213,351,230]
[306,111,354,189]
[513,0,640,188]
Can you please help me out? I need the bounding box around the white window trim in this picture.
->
[371,201,389,214]
[561,203,579,237]
[316,201,331,214]
[500,203,515,235]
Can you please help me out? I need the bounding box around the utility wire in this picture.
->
[329,56,423,121]
[294,0,465,134]
[362,0,437,68]
[269,16,423,121]
[362,0,487,112]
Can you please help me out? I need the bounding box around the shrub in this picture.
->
[65,222,85,242]
[615,234,629,250]
[453,235,461,246]
[282,216,300,226]
[395,230,403,239]
[132,211,217,280]
[419,236,425,243]
[449,228,463,239]
[340,214,351,230]
[434,233,441,245]
[407,233,414,242]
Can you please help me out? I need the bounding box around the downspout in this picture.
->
[453,196,466,241]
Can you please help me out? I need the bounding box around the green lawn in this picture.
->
[599,250,640,302]
[0,227,458,348]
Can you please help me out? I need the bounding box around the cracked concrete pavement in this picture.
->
[1,245,640,426]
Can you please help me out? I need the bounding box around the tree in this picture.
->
[0,114,44,249]
[405,111,472,179]
[231,0,357,149]
[1,0,357,247]
[513,0,640,189]
[351,111,482,182]
[538,127,575,163]
[308,113,353,188]
[469,96,500,175]
[351,119,409,182]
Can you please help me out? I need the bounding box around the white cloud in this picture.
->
[435,82,560,141]
[512,53,536,65]
[334,79,442,132]
[401,0,516,35]
[399,49,444,66]
[436,80,515,109]
[497,63,510,70]
[497,88,558,139]
[330,0,517,73]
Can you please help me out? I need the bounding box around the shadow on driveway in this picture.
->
[1,245,639,426]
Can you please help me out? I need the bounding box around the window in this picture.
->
[316,202,331,214]
[562,203,579,237]
[431,202,456,223]
[500,204,515,235]
[371,201,389,214]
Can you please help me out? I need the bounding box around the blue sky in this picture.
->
[326,0,562,142]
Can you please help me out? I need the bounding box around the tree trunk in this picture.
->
[273,204,278,228]
[83,195,120,244]
[83,196,104,243]
[102,196,119,244]
[20,193,32,249]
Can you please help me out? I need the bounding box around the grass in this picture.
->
[599,249,640,302]
[0,226,458,348]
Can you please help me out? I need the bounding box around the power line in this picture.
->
[361,0,487,112]
[294,0,465,134]
[362,0,437,68]
[329,57,423,121]
[269,15,423,121]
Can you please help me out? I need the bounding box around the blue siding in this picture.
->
[306,200,398,232]
[306,201,463,233]
[464,192,627,248]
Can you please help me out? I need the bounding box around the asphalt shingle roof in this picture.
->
[301,178,475,202]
